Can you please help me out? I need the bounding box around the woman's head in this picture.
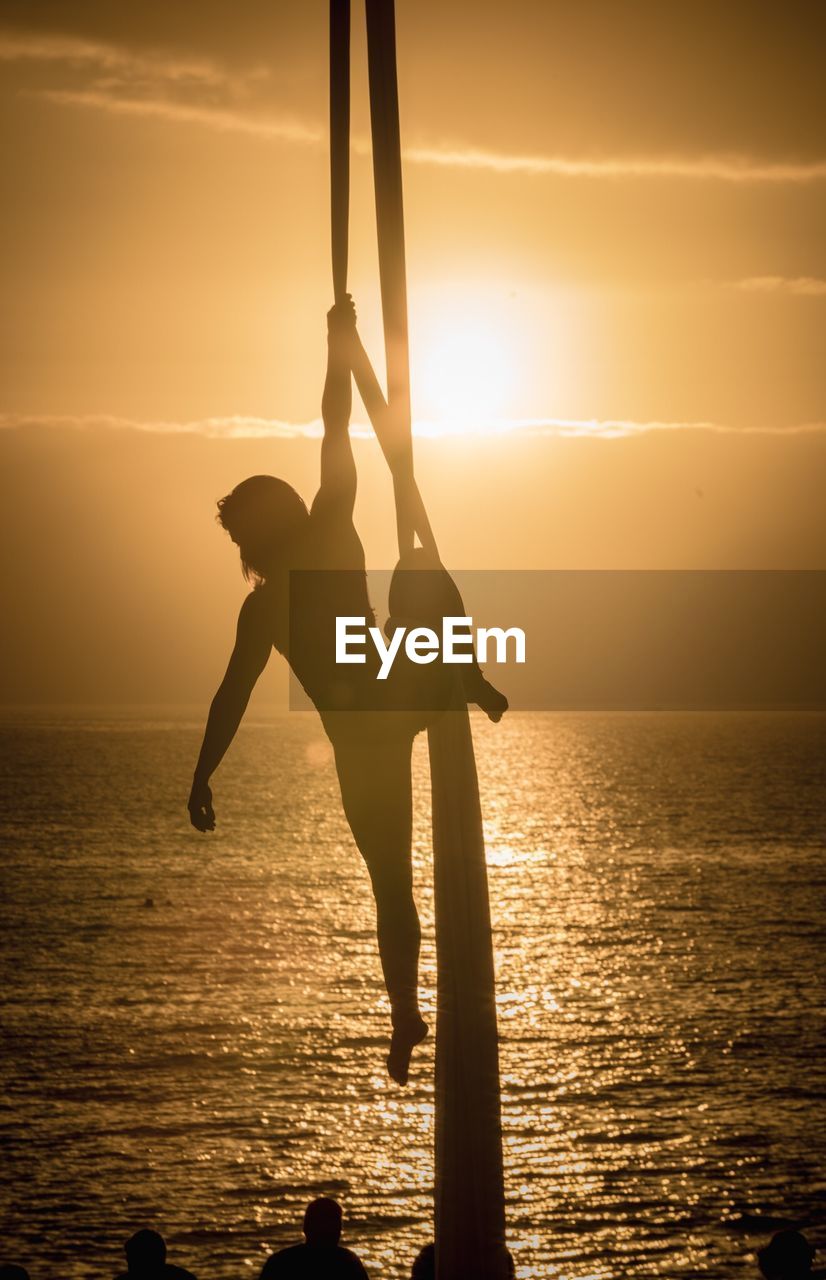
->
[217,475,308,583]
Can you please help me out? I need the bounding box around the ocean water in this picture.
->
[1,709,824,1279]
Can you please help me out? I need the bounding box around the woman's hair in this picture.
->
[216,475,308,584]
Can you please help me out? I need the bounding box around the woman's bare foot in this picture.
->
[387,1014,429,1086]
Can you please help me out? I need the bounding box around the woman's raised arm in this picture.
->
[316,297,358,519]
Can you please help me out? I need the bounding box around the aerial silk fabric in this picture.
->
[330,4,507,1276]
[329,0,350,306]
[427,696,508,1280]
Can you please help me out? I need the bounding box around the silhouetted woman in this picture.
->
[188,299,505,1084]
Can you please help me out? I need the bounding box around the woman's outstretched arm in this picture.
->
[316,296,358,518]
[188,592,272,831]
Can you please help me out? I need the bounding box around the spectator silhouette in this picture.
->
[409,1241,514,1278]
[259,1198,368,1278]
[115,1229,197,1280]
[758,1230,816,1279]
[410,1243,434,1278]
[0,1267,30,1280]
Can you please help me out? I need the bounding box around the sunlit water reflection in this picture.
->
[1,711,824,1278]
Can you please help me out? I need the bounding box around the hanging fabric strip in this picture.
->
[329,8,508,1273]
[428,697,508,1280]
[348,339,439,559]
[364,0,416,555]
[330,0,435,556]
[330,0,350,304]
[362,6,508,1276]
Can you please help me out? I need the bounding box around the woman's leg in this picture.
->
[332,728,428,1084]
[388,550,509,722]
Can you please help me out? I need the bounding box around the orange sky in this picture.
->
[2,0,825,427]
[1,1,825,702]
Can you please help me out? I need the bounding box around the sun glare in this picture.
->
[413,306,516,433]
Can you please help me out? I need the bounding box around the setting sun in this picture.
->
[413,307,517,432]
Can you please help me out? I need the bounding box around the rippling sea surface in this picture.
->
[1,710,824,1279]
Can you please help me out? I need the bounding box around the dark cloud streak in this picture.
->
[2,0,825,162]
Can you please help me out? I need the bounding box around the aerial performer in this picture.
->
[187,296,507,1085]
[190,4,508,1270]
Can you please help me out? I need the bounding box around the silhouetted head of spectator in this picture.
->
[758,1230,815,1279]
[410,1242,514,1279]
[0,1267,31,1280]
[125,1228,167,1273]
[303,1197,343,1248]
[411,1242,435,1279]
